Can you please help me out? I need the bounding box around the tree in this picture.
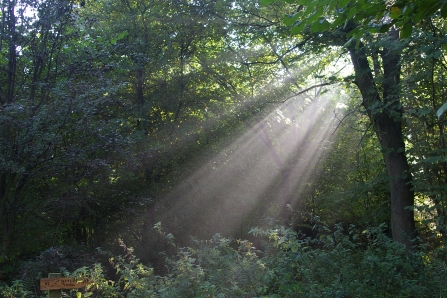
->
[347,27,415,247]
[257,0,447,247]
[309,93,391,227]
[0,0,78,258]
[0,0,131,259]
[401,19,447,244]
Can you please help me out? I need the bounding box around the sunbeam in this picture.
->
[151,87,343,242]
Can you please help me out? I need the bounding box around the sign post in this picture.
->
[40,273,90,298]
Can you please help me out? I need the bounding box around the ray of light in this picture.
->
[150,88,343,241]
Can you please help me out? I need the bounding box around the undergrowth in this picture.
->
[1,221,446,297]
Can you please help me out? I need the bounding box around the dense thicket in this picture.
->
[1,0,447,296]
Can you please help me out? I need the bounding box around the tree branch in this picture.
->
[267,82,335,104]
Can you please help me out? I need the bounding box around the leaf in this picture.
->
[303,4,315,15]
[307,7,324,23]
[283,13,300,26]
[110,30,128,44]
[390,6,401,19]
[338,0,350,8]
[347,7,357,19]
[332,15,345,27]
[260,0,276,5]
[308,14,327,32]
[379,24,392,33]
[310,20,321,32]
[290,21,306,34]
[290,242,299,252]
[343,36,355,48]
[442,3,447,18]
[414,0,442,22]
[399,22,412,38]
[420,156,443,164]
[327,0,337,14]
[318,18,331,31]
[116,31,128,39]
[436,102,447,118]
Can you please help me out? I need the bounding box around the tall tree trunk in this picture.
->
[0,0,17,258]
[136,67,145,131]
[5,0,16,105]
[0,176,11,257]
[136,68,144,107]
[348,32,415,248]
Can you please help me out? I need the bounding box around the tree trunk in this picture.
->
[0,0,17,258]
[348,33,415,248]
[136,68,145,106]
[258,121,292,213]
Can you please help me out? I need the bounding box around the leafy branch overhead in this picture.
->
[261,0,447,39]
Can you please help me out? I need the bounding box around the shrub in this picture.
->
[2,222,447,297]
[252,222,447,297]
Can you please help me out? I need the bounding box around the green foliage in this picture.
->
[268,0,447,40]
[399,21,447,243]
[251,223,447,297]
[0,280,32,298]
[3,223,447,297]
[2,0,447,294]
[302,97,391,227]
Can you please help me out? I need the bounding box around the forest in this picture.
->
[1,0,447,297]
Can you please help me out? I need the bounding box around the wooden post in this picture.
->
[48,273,61,298]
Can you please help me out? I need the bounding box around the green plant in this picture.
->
[2,222,447,297]
[0,280,32,298]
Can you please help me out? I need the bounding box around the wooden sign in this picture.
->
[40,277,89,290]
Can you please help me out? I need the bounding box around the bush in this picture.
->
[251,222,447,297]
[2,222,447,297]
[1,245,101,298]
